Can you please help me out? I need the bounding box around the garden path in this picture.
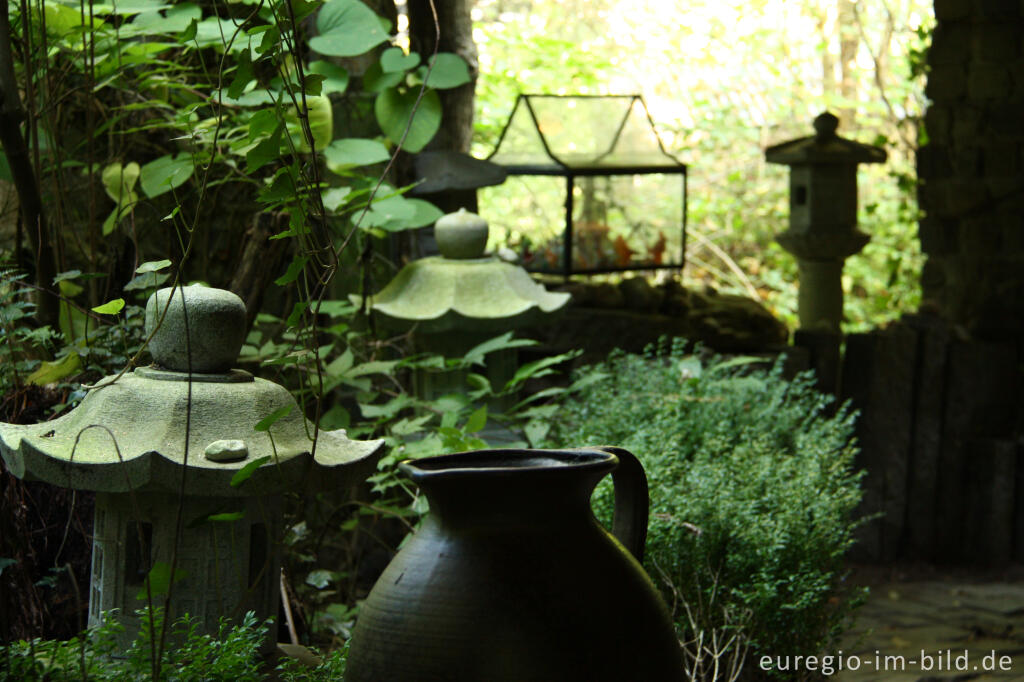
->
[835,566,1024,681]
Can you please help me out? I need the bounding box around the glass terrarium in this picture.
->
[482,94,687,276]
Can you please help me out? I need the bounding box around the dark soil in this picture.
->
[1,383,95,643]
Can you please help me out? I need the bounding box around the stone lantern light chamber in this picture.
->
[484,94,687,277]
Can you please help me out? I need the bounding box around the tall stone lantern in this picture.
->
[0,286,384,647]
[765,112,887,333]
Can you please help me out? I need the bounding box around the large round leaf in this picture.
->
[308,60,349,94]
[324,138,391,174]
[310,0,389,58]
[419,52,471,90]
[381,47,421,73]
[140,153,194,198]
[285,95,334,153]
[374,87,440,154]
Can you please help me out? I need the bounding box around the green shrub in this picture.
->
[546,339,866,670]
[0,607,347,681]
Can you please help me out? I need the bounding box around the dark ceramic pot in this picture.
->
[344,446,685,682]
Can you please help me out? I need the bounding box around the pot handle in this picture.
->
[595,446,649,563]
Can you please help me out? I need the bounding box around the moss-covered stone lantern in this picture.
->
[0,285,384,647]
[766,112,887,333]
[354,209,570,407]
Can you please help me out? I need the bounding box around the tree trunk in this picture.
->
[406,0,478,154]
[228,212,292,332]
[0,1,58,327]
[837,0,859,130]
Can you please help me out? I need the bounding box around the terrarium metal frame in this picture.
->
[486,94,687,277]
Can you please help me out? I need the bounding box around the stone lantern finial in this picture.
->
[145,285,247,373]
[434,208,489,260]
[812,112,839,140]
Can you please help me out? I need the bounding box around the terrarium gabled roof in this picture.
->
[486,94,685,172]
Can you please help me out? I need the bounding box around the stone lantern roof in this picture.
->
[354,209,570,334]
[765,112,888,166]
[0,285,383,496]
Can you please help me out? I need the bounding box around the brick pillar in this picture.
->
[918,0,1024,343]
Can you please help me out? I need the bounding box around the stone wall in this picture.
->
[917,0,1024,343]
[841,315,1021,565]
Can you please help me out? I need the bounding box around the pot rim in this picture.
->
[398,447,619,481]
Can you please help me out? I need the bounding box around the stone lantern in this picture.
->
[765,112,887,333]
[0,286,384,647]
[354,209,569,412]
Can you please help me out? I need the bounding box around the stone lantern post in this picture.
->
[765,112,887,333]
[0,286,384,647]
[354,209,569,416]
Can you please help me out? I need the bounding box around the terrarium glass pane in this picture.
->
[489,95,682,169]
[569,175,682,271]
[480,175,565,262]
[479,174,684,274]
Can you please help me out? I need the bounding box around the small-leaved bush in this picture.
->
[546,339,866,673]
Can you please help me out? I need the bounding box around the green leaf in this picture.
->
[524,419,550,448]
[179,16,198,41]
[136,259,173,274]
[140,153,194,198]
[136,562,188,600]
[290,0,322,24]
[381,47,420,73]
[308,60,349,94]
[255,405,292,432]
[326,348,354,376]
[53,270,83,284]
[206,511,245,522]
[310,0,389,57]
[26,352,82,386]
[284,95,333,153]
[285,301,308,328]
[504,354,567,390]
[0,557,16,577]
[274,255,308,286]
[228,50,255,99]
[101,161,141,204]
[464,331,537,366]
[248,109,280,139]
[256,25,280,54]
[374,87,440,153]
[305,569,333,590]
[303,74,326,96]
[403,199,444,229]
[123,271,171,291]
[465,405,487,433]
[230,455,272,487]
[92,298,125,315]
[361,194,415,229]
[322,186,353,211]
[362,62,404,93]
[419,53,471,90]
[359,394,413,419]
[0,152,11,182]
[319,404,350,430]
[324,138,391,173]
[246,123,284,172]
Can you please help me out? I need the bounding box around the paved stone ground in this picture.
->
[834,565,1024,681]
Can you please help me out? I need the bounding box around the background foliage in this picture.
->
[471,0,933,331]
